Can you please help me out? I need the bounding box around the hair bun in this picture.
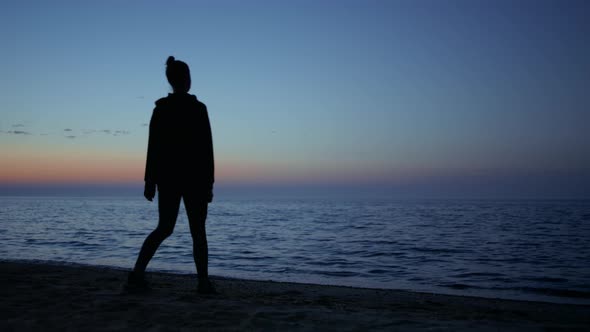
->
[166,56,176,66]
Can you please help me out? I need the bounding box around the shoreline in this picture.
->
[3,258,587,306]
[2,261,589,331]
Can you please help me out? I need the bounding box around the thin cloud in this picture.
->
[65,135,76,139]
[56,128,132,137]
[5,130,32,135]
[98,129,130,136]
[12,124,25,128]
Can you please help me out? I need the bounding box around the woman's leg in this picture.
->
[133,188,182,275]
[184,196,209,281]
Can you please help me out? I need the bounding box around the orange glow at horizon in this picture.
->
[0,153,142,184]
[2,145,454,186]
[1,152,408,186]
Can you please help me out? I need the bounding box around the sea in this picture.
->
[1,195,589,305]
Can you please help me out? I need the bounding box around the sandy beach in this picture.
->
[1,261,589,331]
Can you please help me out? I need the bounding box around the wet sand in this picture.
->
[1,261,589,331]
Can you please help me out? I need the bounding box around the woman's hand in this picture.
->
[144,181,156,201]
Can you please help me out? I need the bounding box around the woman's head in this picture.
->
[166,56,191,93]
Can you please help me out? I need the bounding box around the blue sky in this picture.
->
[1,0,589,198]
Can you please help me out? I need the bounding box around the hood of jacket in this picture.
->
[155,93,199,108]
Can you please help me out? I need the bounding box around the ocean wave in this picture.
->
[2,197,589,304]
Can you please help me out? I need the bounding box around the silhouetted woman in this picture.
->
[128,56,216,294]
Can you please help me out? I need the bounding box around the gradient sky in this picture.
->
[1,0,589,198]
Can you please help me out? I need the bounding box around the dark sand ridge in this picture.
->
[1,261,589,331]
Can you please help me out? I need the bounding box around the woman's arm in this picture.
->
[203,105,214,202]
[144,108,159,201]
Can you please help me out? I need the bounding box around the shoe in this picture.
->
[197,278,218,294]
[125,271,151,292]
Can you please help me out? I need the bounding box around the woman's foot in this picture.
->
[125,271,151,292]
[197,278,217,294]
